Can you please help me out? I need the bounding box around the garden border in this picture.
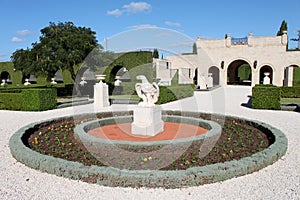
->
[9,111,288,189]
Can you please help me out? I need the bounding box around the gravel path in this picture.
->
[0,86,299,199]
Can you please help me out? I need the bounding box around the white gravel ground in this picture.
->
[0,86,299,200]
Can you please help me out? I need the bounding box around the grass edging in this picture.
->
[9,112,288,189]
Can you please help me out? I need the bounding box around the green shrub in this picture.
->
[252,84,280,110]
[280,86,300,98]
[157,84,194,104]
[0,92,23,110]
[22,88,57,111]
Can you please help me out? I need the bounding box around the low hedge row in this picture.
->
[0,84,74,97]
[280,86,300,98]
[0,88,57,111]
[252,84,281,110]
[157,84,195,104]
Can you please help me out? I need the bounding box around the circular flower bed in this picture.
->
[9,111,287,188]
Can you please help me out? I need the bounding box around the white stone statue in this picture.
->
[135,75,159,107]
[1,79,6,86]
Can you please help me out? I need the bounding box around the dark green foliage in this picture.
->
[152,49,159,58]
[252,85,281,110]
[104,51,153,84]
[11,22,99,81]
[0,88,57,111]
[192,42,197,54]
[55,84,74,97]
[280,86,300,98]
[277,20,288,36]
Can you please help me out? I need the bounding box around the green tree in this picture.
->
[192,42,197,54]
[277,20,288,36]
[153,48,159,58]
[11,22,99,81]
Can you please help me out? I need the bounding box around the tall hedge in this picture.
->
[252,84,280,110]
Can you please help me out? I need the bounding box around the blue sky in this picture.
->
[1,0,299,61]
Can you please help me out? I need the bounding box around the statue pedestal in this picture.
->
[131,105,164,136]
[94,82,110,109]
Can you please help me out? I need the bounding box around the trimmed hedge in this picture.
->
[0,92,23,110]
[0,88,57,111]
[157,84,195,104]
[280,86,300,98]
[0,84,74,97]
[252,84,281,110]
[22,88,57,111]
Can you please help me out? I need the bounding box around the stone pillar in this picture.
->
[286,66,294,86]
[131,105,164,136]
[225,34,231,48]
[248,32,253,47]
[94,81,110,109]
[281,31,288,46]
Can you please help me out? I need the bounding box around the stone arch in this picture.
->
[284,65,300,86]
[227,59,252,85]
[0,71,12,84]
[208,66,220,86]
[259,65,273,84]
[54,71,64,83]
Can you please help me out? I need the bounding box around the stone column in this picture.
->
[225,34,231,48]
[286,66,294,86]
[94,80,110,109]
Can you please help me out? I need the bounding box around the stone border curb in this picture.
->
[74,115,221,146]
[9,111,288,189]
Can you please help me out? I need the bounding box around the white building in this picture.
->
[156,32,300,89]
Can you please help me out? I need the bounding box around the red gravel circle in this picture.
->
[88,122,207,142]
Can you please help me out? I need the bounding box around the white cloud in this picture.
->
[16,29,34,36]
[11,37,25,42]
[165,21,181,27]
[107,1,152,16]
[107,9,122,16]
[127,24,157,30]
[123,2,152,14]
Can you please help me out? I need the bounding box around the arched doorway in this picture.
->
[227,60,252,85]
[0,71,12,84]
[193,68,198,85]
[284,65,300,86]
[208,66,220,86]
[259,65,273,84]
